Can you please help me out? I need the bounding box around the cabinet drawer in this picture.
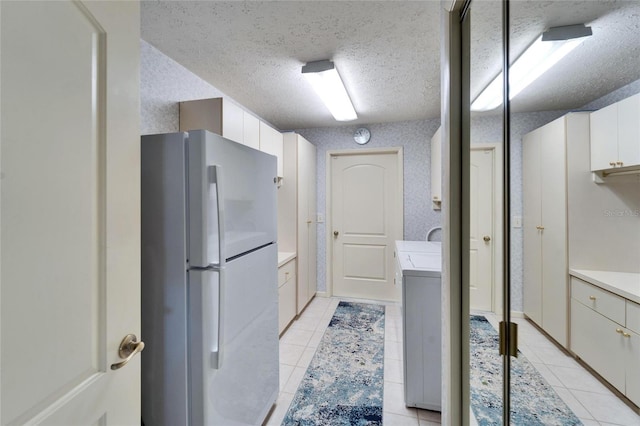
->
[571,277,625,325]
[627,300,640,335]
[278,277,296,334]
[278,259,296,288]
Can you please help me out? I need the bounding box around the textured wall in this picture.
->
[294,120,442,293]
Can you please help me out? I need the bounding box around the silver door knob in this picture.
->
[334,231,339,237]
[111,334,145,370]
[483,235,491,242]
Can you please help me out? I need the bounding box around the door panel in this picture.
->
[1,2,140,424]
[331,152,402,301]
[540,118,568,346]
[469,149,494,311]
[523,130,542,325]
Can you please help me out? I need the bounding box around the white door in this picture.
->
[469,148,495,311]
[331,151,403,301]
[1,2,140,424]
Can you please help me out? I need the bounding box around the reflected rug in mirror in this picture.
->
[470,315,581,425]
[282,301,385,425]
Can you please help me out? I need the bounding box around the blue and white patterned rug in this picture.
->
[282,301,385,425]
[470,315,582,425]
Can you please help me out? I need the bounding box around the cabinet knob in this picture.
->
[609,161,617,167]
[483,235,491,242]
[616,328,623,334]
[616,161,624,166]
[535,225,545,230]
[623,332,631,338]
[333,230,339,237]
[589,295,596,301]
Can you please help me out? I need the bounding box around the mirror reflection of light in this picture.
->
[471,35,588,112]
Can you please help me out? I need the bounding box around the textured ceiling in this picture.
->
[141,0,640,130]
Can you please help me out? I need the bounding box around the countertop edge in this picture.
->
[569,269,640,304]
[278,252,296,267]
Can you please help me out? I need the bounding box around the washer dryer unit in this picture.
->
[395,240,442,412]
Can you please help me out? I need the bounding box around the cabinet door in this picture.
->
[540,118,568,347]
[625,328,640,406]
[222,99,244,144]
[259,122,283,177]
[590,102,618,171]
[617,93,640,168]
[307,141,317,299]
[243,112,260,150]
[571,300,626,392]
[296,138,310,313]
[523,130,542,325]
[430,127,442,208]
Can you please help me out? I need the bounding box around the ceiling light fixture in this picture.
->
[302,60,357,121]
[471,24,593,112]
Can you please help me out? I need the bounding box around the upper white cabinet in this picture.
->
[430,127,442,210]
[243,112,260,150]
[179,97,282,177]
[590,93,640,173]
[259,121,284,178]
[179,97,243,143]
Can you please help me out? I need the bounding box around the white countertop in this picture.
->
[278,251,296,267]
[396,241,442,277]
[396,240,442,254]
[570,269,640,304]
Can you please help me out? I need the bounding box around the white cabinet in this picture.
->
[430,127,442,210]
[523,114,589,348]
[278,258,297,334]
[242,112,260,150]
[281,133,317,314]
[179,97,244,143]
[179,97,279,174]
[259,121,284,178]
[570,276,640,406]
[590,93,640,173]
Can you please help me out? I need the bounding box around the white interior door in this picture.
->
[331,151,403,301]
[469,148,495,311]
[0,2,140,424]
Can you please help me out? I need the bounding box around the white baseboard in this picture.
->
[314,291,330,298]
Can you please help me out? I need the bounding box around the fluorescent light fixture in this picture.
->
[302,60,357,121]
[471,24,592,112]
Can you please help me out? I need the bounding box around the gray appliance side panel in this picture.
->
[141,133,189,426]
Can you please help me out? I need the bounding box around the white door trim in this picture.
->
[325,147,404,298]
[470,143,503,314]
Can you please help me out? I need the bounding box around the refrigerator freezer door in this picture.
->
[188,243,279,425]
[188,130,277,267]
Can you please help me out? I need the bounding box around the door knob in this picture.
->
[483,235,491,242]
[111,334,145,370]
[333,230,339,237]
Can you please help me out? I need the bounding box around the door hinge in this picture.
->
[499,321,518,358]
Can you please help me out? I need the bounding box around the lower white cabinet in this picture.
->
[278,258,297,334]
[570,276,640,406]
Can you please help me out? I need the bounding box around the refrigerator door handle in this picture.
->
[207,268,222,370]
[189,269,222,372]
[208,165,226,266]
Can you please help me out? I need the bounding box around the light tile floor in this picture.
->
[480,312,640,426]
[266,298,640,426]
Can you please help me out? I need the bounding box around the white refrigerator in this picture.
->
[141,130,279,425]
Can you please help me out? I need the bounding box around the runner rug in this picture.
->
[282,301,385,425]
[470,315,582,425]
